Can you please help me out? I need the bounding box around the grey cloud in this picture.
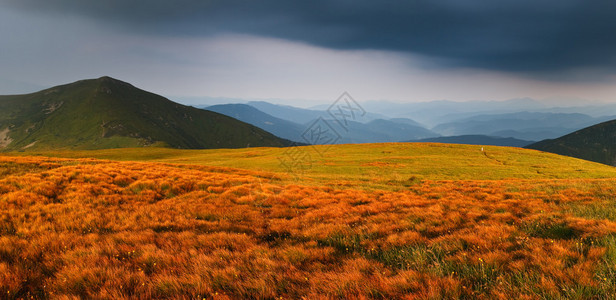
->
[4,0,616,80]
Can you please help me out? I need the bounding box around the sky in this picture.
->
[1,0,616,106]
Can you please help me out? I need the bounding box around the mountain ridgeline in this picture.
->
[407,135,533,147]
[527,119,616,166]
[0,77,291,151]
[205,103,439,144]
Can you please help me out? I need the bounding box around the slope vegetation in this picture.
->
[527,119,616,166]
[0,77,290,151]
[18,143,616,185]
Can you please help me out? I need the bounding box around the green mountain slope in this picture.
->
[0,77,291,151]
[526,119,616,166]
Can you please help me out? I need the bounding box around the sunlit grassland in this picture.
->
[3,143,616,298]
[11,143,616,187]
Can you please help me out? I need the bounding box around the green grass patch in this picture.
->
[522,218,578,240]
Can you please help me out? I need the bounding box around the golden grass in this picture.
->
[2,149,616,298]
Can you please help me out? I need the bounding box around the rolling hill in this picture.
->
[17,142,616,182]
[527,119,616,166]
[0,77,291,151]
[4,143,616,298]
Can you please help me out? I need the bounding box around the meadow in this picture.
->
[2,143,616,298]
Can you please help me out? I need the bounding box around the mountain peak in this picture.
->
[94,76,134,88]
[0,78,291,151]
[96,76,122,82]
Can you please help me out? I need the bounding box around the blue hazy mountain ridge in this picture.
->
[204,104,306,142]
[406,135,534,147]
[250,101,390,124]
[360,98,548,126]
[246,101,325,125]
[387,118,425,128]
[334,119,438,143]
[204,104,438,144]
[431,112,616,141]
[533,104,616,117]
[200,99,616,147]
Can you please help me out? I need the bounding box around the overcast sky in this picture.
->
[2,0,616,106]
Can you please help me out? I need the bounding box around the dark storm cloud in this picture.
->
[5,0,616,80]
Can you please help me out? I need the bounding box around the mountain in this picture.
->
[526,119,616,166]
[206,103,437,144]
[388,118,425,127]
[0,77,291,151]
[352,119,437,142]
[361,98,549,126]
[312,119,437,144]
[247,101,323,124]
[533,103,616,118]
[248,101,389,124]
[204,104,306,143]
[431,112,614,141]
[406,135,534,147]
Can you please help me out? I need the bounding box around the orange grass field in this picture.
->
[3,144,616,299]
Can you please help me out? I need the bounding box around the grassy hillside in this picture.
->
[14,143,616,187]
[0,77,290,151]
[527,119,616,166]
[2,148,616,298]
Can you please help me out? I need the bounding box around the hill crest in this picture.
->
[0,77,290,151]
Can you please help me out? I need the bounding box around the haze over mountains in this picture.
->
[205,104,437,144]
[2,76,616,167]
[202,98,616,147]
[432,112,615,141]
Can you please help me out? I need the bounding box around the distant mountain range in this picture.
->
[407,135,533,147]
[0,77,291,151]
[3,77,615,154]
[203,100,616,146]
[204,103,438,144]
[527,120,616,166]
[360,98,549,127]
[431,112,615,141]
[205,104,307,142]
[244,101,323,125]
